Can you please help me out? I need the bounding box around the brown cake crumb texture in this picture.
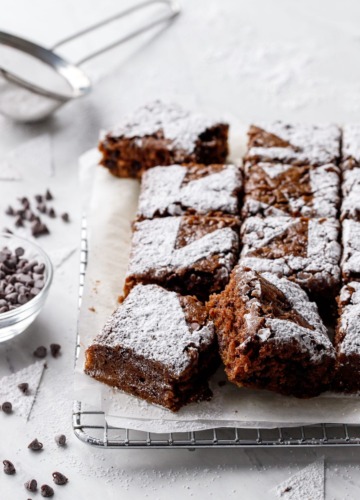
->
[99,101,229,179]
[84,284,219,411]
[208,266,335,398]
[333,283,360,392]
[124,215,240,301]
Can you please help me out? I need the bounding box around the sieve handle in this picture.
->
[50,0,180,66]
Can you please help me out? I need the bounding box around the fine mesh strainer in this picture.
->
[0,0,180,122]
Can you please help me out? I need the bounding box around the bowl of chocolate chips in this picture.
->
[0,233,53,341]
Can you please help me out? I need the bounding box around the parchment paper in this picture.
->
[74,132,360,432]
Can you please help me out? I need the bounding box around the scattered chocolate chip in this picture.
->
[3,460,15,475]
[50,343,61,358]
[41,484,54,497]
[31,220,49,238]
[18,382,29,394]
[35,194,43,203]
[15,216,23,227]
[2,401,12,414]
[3,228,13,234]
[28,438,43,451]
[48,208,56,218]
[33,346,47,359]
[37,204,47,214]
[5,206,14,216]
[45,189,53,201]
[61,212,70,223]
[55,434,66,446]
[25,479,38,492]
[52,471,68,485]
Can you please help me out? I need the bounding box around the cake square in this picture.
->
[341,219,360,283]
[124,215,240,300]
[84,284,219,411]
[242,161,340,218]
[240,216,341,304]
[245,122,341,166]
[334,282,360,392]
[136,163,242,220]
[342,124,360,171]
[340,167,360,221]
[208,266,335,398]
[99,101,229,179]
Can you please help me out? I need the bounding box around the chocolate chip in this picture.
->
[52,471,68,485]
[31,220,49,238]
[18,382,29,394]
[37,204,47,214]
[3,228,13,234]
[25,479,37,492]
[15,216,24,227]
[61,212,70,223]
[2,401,12,414]
[50,343,61,358]
[41,484,54,497]
[15,247,25,257]
[33,346,47,359]
[3,460,15,475]
[55,434,66,446]
[48,208,56,218]
[45,189,53,201]
[18,293,30,305]
[33,263,45,274]
[28,438,43,451]
[35,194,43,203]
[5,206,15,216]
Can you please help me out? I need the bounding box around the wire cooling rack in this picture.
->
[73,220,360,448]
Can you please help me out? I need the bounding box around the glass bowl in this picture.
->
[0,233,53,342]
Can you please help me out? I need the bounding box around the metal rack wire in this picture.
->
[72,220,360,448]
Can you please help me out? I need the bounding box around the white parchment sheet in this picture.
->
[74,131,360,433]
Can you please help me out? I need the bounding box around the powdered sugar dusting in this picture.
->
[137,164,241,218]
[337,282,360,356]
[247,122,340,165]
[341,220,360,279]
[341,168,360,220]
[89,284,214,376]
[240,269,333,363]
[128,217,238,277]
[107,101,222,154]
[275,459,325,500]
[0,361,45,419]
[240,217,341,284]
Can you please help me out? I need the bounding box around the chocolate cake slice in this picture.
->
[124,215,240,300]
[240,216,341,306]
[137,163,242,219]
[99,101,229,179]
[84,284,219,412]
[242,162,340,218]
[333,282,360,392]
[208,266,335,398]
[341,219,360,283]
[245,122,341,166]
[341,167,360,221]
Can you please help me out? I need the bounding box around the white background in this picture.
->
[1,0,360,498]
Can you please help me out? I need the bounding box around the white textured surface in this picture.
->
[342,124,360,164]
[88,284,214,376]
[137,164,241,217]
[2,0,360,498]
